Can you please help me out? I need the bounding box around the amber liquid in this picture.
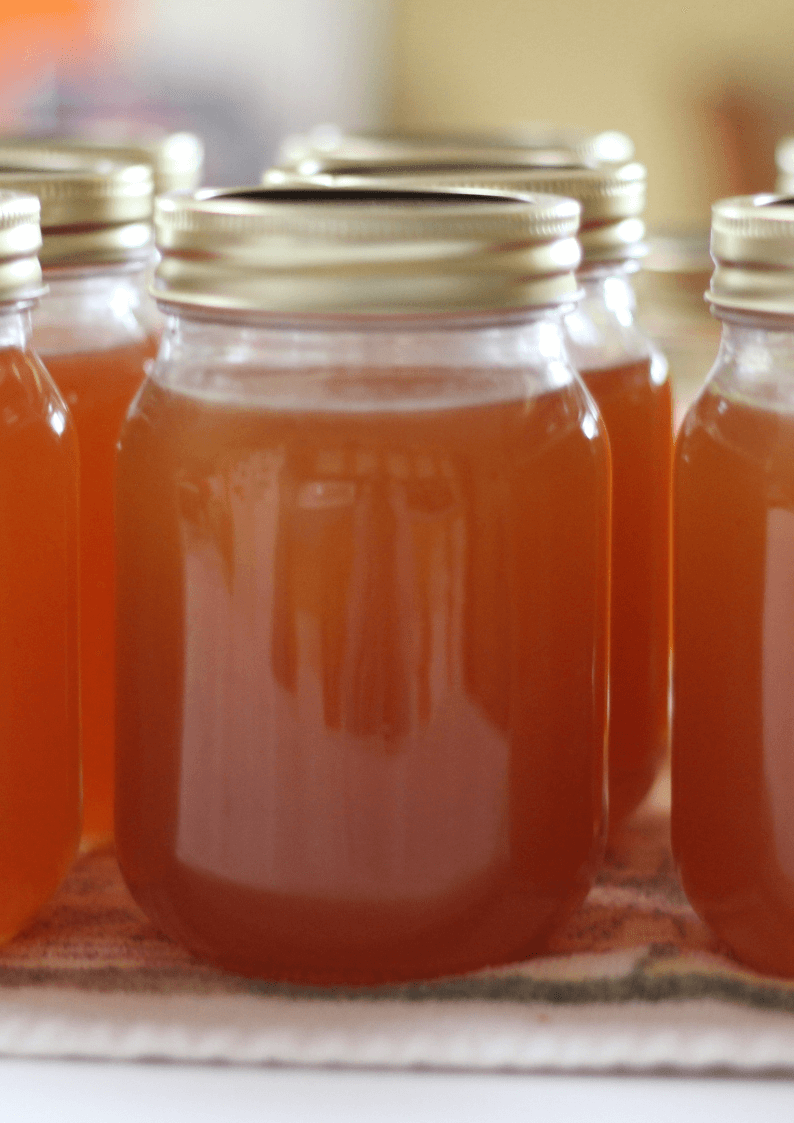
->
[673,391,794,976]
[45,339,156,847]
[580,359,673,825]
[0,347,80,941]
[115,375,609,984]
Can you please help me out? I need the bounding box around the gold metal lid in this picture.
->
[0,131,204,194]
[708,195,794,315]
[268,160,646,265]
[277,124,634,169]
[153,185,582,316]
[0,153,153,268]
[0,191,45,303]
[71,131,203,194]
[53,132,203,194]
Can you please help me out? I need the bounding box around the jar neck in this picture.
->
[154,305,578,408]
[709,313,794,408]
[34,261,151,355]
[0,303,33,350]
[578,260,638,300]
[158,304,573,358]
[43,260,147,293]
[564,261,654,371]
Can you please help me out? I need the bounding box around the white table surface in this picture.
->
[2,1060,794,1123]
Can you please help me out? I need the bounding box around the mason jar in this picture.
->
[0,190,80,941]
[115,185,610,984]
[0,156,157,847]
[674,196,794,977]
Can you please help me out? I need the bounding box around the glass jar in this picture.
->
[0,191,80,941]
[0,158,158,848]
[673,196,794,977]
[277,157,673,832]
[115,185,610,984]
[563,257,672,827]
[632,233,720,428]
[0,135,203,335]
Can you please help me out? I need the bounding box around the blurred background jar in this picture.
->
[0,151,156,850]
[2,0,794,222]
[0,133,203,332]
[273,150,671,832]
[276,124,634,171]
[0,190,81,942]
[43,129,204,195]
[0,131,204,196]
[633,233,720,428]
[115,184,610,984]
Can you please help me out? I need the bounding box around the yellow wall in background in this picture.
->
[391,0,794,229]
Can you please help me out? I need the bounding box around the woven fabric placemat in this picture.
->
[2,777,794,1072]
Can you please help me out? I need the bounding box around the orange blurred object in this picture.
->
[0,0,110,118]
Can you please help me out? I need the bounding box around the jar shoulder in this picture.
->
[150,312,583,411]
[563,274,664,378]
[32,270,152,356]
[0,344,69,417]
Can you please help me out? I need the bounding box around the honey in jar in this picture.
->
[115,185,610,984]
[0,190,80,941]
[43,333,156,848]
[673,196,794,976]
[0,155,157,847]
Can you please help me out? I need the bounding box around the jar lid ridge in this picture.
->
[0,132,203,194]
[0,189,45,303]
[266,161,646,265]
[277,125,635,169]
[153,185,583,316]
[708,195,794,315]
[0,153,154,267]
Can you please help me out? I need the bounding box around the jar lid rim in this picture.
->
[153,184,584,316]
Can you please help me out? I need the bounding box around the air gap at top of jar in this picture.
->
[673,195,794,978]
[0,152,158,848]
[114,185,611,985]
[266,153,673,831]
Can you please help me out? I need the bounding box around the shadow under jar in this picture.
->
[115,185,610,985]
[673,195,794,977]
